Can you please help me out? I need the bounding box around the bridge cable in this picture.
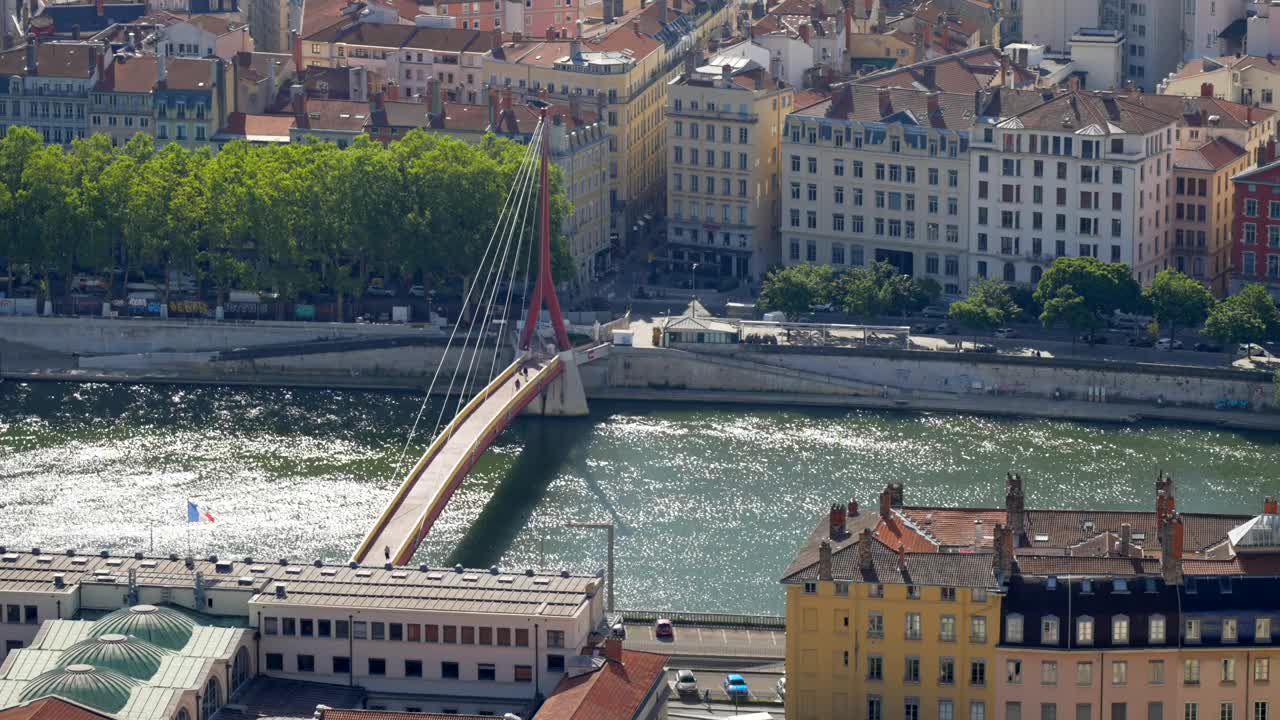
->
[488,125,542,383]
[386,129,543,494]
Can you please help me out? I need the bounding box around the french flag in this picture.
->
[186,501,216,524]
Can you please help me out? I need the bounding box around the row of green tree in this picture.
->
[0,127,572,321]
[759,257,1280,348]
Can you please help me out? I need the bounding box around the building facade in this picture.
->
[1230,159,1280,296]
[0,40,106,144]
[665,54,794,282]
[781,85,973,296]
[969,89,1177,287]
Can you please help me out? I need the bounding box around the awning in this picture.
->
[1220,17,1247,42]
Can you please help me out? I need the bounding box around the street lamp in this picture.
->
[565,521,615,613]
[690,262,699,293]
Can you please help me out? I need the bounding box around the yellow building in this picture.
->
[485,0,736,256]
[782,485,1004,720]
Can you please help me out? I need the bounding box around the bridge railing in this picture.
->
[619,609,786,630]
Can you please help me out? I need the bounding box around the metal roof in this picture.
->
[116,687,182,720]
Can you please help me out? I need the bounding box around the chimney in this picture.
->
[1005,472,1026,545]
[1119,522,1132,557]
[829,503,847,538]
[721,63,733,86]
[87,45,96,76]
[974,518,984,546]
[157,52,167,85]
[857,527,874,570]
[926,90,940,118]
[798,23,811,43]
[570,38,582,59]
[993,523,1014,578]
[492,27,502,49]
[1265,497,1278,515]
[847,499,859,516]
[385,82,399,101]
[569,91,581,122]
[373,90,385,110]
[274,582,287,599]
[818,538,833,580]
[1201,81,1214,97]
[879,485,894,517]
[95,0,104,16]
[1155,472,1176,526]
[890,483,903,507]
[922,64,936,89]
[350,66,367,102]
[268,59,279,98]
[24,35,36,75]
[546,25,556,41]
[501,88,512,110]
[896,543,906,570]
[71,23,80,40]
[877,86,891,117]
[430,77,442,120]
[290,83,306,115]
[291,29,302,80]
[604,637,623,662]
[1159,511,1184,585]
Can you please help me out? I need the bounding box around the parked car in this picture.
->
[1193,341,1223,353]
[910,323,937,334]
[1079,333,1108,345]
[994,327,1017,339]
[674,669,698,696]
[965,343,998,354]
[723,674,750,699]
[1155,338,1184,350]
[776,676,786,700]
[920,306,948,319]
[1128,336,1155,348]
[408,284,426,298]
[935,322,958,335]
[810,302,836,312]
[654,618,674,639]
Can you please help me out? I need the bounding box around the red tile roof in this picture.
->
[1174,137,1247,172]
[0,698,115,720]
[534,648,669,720]
[874,511,939,552]
[218,111,297,139]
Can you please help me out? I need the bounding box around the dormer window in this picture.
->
[1112,615,1129,644]
[1041,616,1059,644]
[1077,616,1095,645]
[1006,614,1024,643]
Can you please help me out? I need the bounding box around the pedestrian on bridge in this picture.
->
[384,546,390,562]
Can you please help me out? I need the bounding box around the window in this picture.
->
[544,631,564,649]
[868,655,883,680]
[265,653,283,671]
[940,657,956,685]
[972,702,987,720]
[1150,615,1166,643]
[371,622,384,641]
[1256,705,1269,720]
[869,697,883,720]
[1186,619,1202,642]
[906,657,921,682]
[1077,617,1094,645]
[1113,661,1128,686]
[1150,660,1166,684]
[941,616,956,641]
[264,618,278,635]
[300,619,314,637]
[907,700,920,720]
[971,659,987,687]
[333,656,350,674]
[1009,704,1023,720]
[441,661,459,679]
[318,620,331,638]
[367,658,386,676]
[1009,659,1024,684]
[1113,616,1130,644]
[548,655,565,672]
[1043,661,1058,685]
[478,663,496,681]
[282,618,296,636]
[972,616,988,643]
[1044,705,1059,720]
[405,660,422,677]
[443,625,457,643]
[906,613,922,640]
[515,665,533,683]
[1224,618,1239,643]
[942,701,956,720]
[352,621,366,640]
[1224,705,1236,720]
[1042,617,1060,644]
[1007,614,1024,643]
[1223,658,1237,683]
[1078,662,1094,686]
[1189,706,1199,720]
[1185,659,1201,684]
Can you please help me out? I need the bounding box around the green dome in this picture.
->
[90,605,195,651]
[59,634,166,680]
[20,663,140,713]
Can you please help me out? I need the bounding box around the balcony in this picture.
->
[667,106,758,123]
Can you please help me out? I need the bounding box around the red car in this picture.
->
[655,618,674,639]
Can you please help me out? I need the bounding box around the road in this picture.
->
[622,621,785,660]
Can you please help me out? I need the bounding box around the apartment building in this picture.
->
[665,53,794,282]
[156,14,254,62]
[1159,56,1280,112]
[781,486,1004,720]
[0,40,107,144]
[486,0,734,252]
[1230,159,1280,295]
[1167,137,1250,291]
[89,54,158,144]
[1182,0,1245,62]
[781,85,974,296]
[969,89,1177,286]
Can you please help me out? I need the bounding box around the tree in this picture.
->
[1033,257,1141,326]
[950,278,1020,342]
[1204,283,1280,349]
[759,263,836,319]
[1040,285,1101,345]
[1144,269,1215,342]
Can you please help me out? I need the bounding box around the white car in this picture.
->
[673,669,697,695]
[408,285,426,298]
[776,676,786,699]
[1155,338,1184,350]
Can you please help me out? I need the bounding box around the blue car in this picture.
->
[723,673,749,698]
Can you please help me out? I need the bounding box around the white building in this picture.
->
[968,89,1177,285]
[0,549,608,717]
[157,14,254,62]
[1068,28,1124,90]
[1019,0,1099,52]
[780,85,975,297]
[1182,0,1245,61]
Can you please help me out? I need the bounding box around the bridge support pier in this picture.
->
[523,350,589,417]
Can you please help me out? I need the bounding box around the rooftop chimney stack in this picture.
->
[291,29,302,81]
[1159,511,1184,585]
[857,527,874,570]
[993,523,1014,578]
[974,518,984,546]
[721,63,733,87]
[1265,497,1278,515]
[879,485,894,518]
[896,543,906,570]
[877,86,891,117]
[71,23,80,40]
[829,502,847,538]
[1119,522,1132,556]
[604,637,623,662]
[847,499,859,516]
[290,83,306,115]
[1005,472,1026,546]
[1201,81,1214,97]
[818,538,833,580]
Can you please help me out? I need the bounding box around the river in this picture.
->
[1,381,1278,614]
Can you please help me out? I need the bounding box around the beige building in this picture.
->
[665,54,794,282]
[1158,55,1280,112]
[486,0,736,254]
[781,85,975,297]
